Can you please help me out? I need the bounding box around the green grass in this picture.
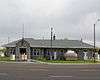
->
[38,59,99,64]
[0,56,16,62]
[0,56,11,61]
[36,57,99,64]
[0,56,98,63]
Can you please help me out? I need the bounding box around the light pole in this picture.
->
[93,19,100,62]
[50,27,53,60]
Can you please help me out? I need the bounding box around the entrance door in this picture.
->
[20,48,27,61]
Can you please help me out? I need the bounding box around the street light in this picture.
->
[93,19,100,62]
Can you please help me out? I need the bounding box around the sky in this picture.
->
[0,0,100,46]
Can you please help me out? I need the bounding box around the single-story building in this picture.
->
[2,38,94,61]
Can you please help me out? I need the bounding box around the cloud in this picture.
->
[0,0,100,46]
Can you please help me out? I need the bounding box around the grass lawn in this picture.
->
[0,56,15,61]
[0,56,10,61]
[38,59,100,64]
[0,56,99,64]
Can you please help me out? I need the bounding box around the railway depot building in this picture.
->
[2,38,94,61]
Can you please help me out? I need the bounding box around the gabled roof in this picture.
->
[2,38,94,48]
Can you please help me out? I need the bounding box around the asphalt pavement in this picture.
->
[0,63,100,80]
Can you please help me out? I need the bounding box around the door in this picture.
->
[20,48,27,61]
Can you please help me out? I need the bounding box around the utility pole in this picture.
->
[93,19,100,62]
[93,24,96,62]
[22,24,24,39]
[21,24,25,46]
[50,27,53,60]
[8,36,10,43]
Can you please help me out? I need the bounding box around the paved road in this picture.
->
[0,63,100,80]
[48,64,100,80]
